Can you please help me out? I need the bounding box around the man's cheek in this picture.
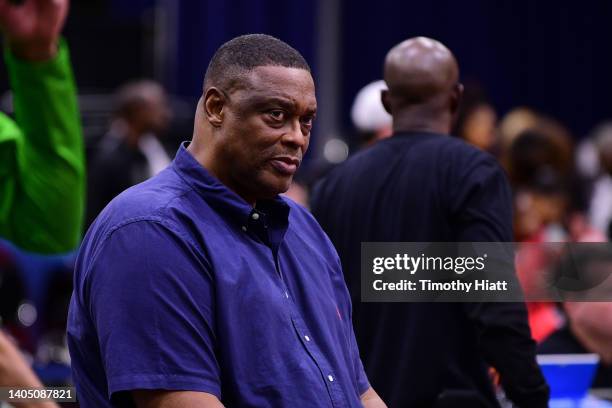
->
[302,137,311,155]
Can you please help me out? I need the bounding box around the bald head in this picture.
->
[382,37,462,133]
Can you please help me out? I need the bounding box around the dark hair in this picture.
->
[203,34,310,92]
[114,79,165,120]
[508,127,573,188]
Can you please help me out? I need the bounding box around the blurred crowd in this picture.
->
[348,79,612,247]
[4,75,612,398]
[0,1,611,405]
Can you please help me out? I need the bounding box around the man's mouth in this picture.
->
[269,156,301,175]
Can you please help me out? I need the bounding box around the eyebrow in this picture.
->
[246,94,316,114]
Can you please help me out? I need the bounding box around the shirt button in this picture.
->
[241,226,247,232]
[285,291,289,298]
[251,212,260,220]
[327,375,334,382]
[304,335,310,342]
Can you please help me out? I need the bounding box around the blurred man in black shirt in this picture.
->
[87,80,172,225]
[311,37,549,408]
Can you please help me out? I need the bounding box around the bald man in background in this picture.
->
[311,37,549,407]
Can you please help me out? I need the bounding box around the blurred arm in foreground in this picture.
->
[0,331,58,408]
[0,0,84,253]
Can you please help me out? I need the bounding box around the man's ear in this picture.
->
[203,87,225,127]
[450,82,464,116]
[381,89,392,114]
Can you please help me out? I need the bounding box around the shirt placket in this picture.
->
[245,209,350,408]
[277,259,350,408]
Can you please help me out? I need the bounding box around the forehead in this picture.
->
[234,66,316,109]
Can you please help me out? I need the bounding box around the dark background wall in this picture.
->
[341,0,612,139]
[169,1,317,99]
[0,0,609,144]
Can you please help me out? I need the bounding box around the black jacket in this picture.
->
[311,132,549,408]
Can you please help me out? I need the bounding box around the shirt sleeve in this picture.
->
[450,153,514,242]
[86,220,221,400]
[0,39,85,253]
[451,154,550,407]
[347,315,370,396]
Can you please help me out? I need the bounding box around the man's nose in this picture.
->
[282,119,308,148]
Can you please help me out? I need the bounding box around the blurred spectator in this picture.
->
[452,82,497,153]
[513,171,569,242]
[498,107,539,172]
[0,0,80,403]
[87,79,172,224]
[539,261,612,388]
[0,0,84,253]
[503,115,573,243]
[350,80,392,148]
[0,331,58,408]
[588,123,612,240]
[506,116,612,387]
[564,301,612,366]
[506,120,573,189]
[513,171,569,343]
[282,179,309,208]
[508,115,603,242]
[498,107,539,151]
[312,37,548,408]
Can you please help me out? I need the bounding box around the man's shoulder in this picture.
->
[284,197,338,255]
[386,133,500,175]
[91,167,193,235]
[408,135,505,188]
[396,132,487,161]
[318,133,492,184]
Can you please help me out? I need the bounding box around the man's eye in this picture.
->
[301,116,314,127]
[267,110,285,121]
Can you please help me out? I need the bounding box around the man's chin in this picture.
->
[257,175,293,199]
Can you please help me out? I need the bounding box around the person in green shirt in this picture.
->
[0,0,84,254]
[0,1,81,405]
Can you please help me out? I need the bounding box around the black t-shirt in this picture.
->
[311,132,549,408]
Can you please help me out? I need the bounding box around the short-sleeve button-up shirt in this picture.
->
[67,143,369,407]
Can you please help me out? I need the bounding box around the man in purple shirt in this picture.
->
[68,34,385,408]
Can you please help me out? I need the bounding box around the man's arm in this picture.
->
[132,378,385,408]
[565,302,612,364]
[0,331,59,408]
[81,221,221,404]
[360,387,387,408]
[0,0,85,253]
[454,154,549,407]
[132,390,225,408]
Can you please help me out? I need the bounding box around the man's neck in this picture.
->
[187,139,257,207]
[392,108,452,135]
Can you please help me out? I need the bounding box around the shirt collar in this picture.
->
[172,143,290,248]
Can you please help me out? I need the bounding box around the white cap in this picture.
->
[350,80,392,132]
